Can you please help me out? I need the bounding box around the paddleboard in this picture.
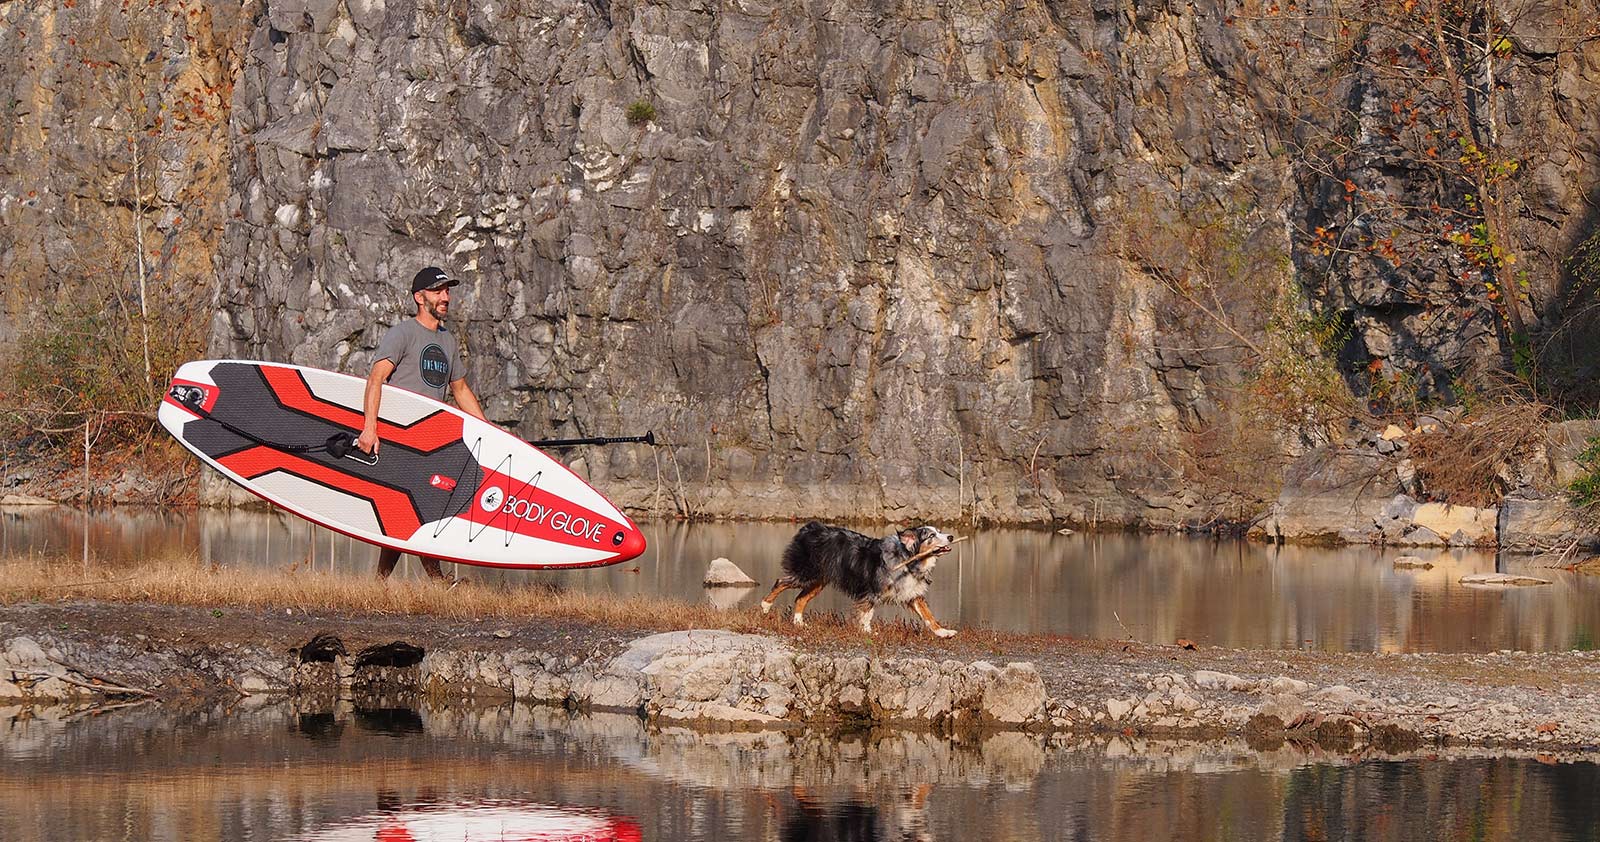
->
[158,359,647,569]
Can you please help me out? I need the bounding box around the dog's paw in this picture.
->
[759,600,773,615]
[934,628,958,638]
[792,615,806,627]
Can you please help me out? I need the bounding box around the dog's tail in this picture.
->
[780,521,827,577]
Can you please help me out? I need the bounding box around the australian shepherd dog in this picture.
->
[759,522,959,638]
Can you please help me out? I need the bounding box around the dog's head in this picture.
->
[897,525,955,556]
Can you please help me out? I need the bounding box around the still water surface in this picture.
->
[1,701,1597,841]
[4,506,1598,653]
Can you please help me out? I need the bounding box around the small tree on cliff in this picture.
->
[1249,0,1600,387]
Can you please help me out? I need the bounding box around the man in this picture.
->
[357,266,490,580]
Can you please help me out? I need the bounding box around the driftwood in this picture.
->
[888,536,970,573]
[18,670,155,698]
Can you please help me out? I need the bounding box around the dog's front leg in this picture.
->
[759,576,798,615]
[910,597,957,638]
[791,582,826,626]
[853,599,876,633]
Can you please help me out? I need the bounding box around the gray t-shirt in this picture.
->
[373,319,463,403]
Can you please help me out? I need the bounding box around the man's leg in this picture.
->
[376,547,401,579]
[420,556,446,579]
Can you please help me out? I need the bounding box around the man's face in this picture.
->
[417,286,450,321]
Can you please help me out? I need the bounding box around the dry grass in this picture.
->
[0,552,744,627]
[1408,394,1553,507]
[0,552,1021,650]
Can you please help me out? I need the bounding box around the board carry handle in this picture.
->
[530,431,656,449]
[324,432,378,466]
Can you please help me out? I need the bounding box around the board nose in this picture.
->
[611,520,647,563]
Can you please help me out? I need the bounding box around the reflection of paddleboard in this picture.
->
[159,360,646,569]
[295,802,642,842]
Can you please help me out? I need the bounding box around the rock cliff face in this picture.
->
[0,1,244,365]
[4,0,1598,524]
[212,0,1300,525]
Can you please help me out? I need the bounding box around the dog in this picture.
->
[759,522,958,638]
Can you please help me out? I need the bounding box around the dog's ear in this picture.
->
[898,529,919,552]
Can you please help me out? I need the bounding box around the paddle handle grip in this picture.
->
[530,431,657,448]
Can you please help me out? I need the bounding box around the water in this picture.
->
[3,506,1598,653]
[1,701,1596,841]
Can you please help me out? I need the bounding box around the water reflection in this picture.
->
[1,701,1597,842]
[294,801,641,842]
[5,507,1600,652]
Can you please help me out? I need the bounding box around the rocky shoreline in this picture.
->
[5,602,1600,756]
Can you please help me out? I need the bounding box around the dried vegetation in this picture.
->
[1407,391,1553,507]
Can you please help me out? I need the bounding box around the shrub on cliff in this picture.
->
[625,100,656,125]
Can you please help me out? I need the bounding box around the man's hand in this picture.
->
[356,425,380,456]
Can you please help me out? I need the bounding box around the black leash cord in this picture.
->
[174,391,354,456]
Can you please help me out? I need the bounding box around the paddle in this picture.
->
[531,431,656,449]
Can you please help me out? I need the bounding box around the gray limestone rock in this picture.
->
[703,558,758,587]
[1192,670,1256,692]
[1498,494,1600,555]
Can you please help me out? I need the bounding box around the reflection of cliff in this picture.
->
[4,702,1600,841]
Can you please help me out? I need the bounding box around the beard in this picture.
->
[426,299,448,322]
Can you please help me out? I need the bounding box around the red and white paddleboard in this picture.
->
[158,360,647,569]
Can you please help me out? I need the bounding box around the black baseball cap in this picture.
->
[411,266,459,293]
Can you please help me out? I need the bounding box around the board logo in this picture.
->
[429,474,457,491]
[420,343,450,388]
[169,384,206,407]
[478,485,504,512]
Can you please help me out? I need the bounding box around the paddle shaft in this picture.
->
[530,431,657,449]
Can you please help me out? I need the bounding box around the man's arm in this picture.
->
[357,359,396,455]
[450,377,489,422]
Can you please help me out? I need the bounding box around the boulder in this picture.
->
[1265,676,1311,695]
[1548,421,1600,487]
[1193,670,1256,692]
[703,558,758,587]
[974,662,1047,725]
[1498,494,1600,555]
[1408,502,1497,547]
[1254,447,1398,544]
